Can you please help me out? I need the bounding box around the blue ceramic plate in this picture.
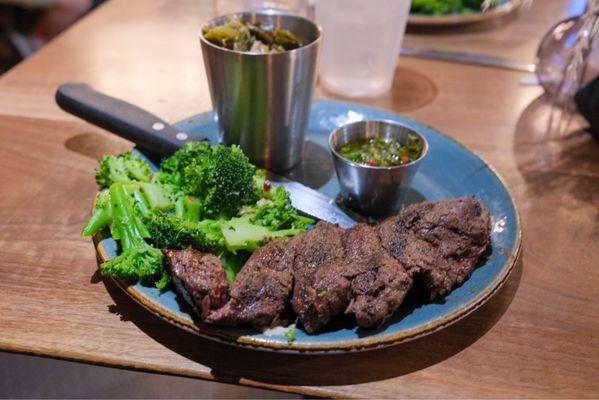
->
[95,100,521,353]
[408,0,521,26]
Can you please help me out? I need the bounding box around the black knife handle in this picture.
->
[55,82,206,159]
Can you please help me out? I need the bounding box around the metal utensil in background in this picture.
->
[199,12,321,172]
[329,120,428,216]
[401,46,536,73]
[55,83,358,226]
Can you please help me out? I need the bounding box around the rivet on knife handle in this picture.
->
[55,82,207,159]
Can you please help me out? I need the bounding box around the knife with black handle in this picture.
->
[55,82,361,228]
[55,82,207,160]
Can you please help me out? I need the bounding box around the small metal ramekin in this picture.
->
[329,120,428,216]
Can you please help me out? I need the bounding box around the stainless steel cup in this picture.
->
[199,12,321,172]
[329,120,429,216]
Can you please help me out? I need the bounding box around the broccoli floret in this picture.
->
[411,0,465,14]
[144,213,224,252]
[158,142,212,189]
[85,144,314,287]
[221,215,302,253]
[95,152,153,188]
[185,144,259,218]
[463,0,487,10]
[143,212,257,283]
[158,143,259,218]
[239,185,314,231]
[96,182,167,289]
[100,246,166,287]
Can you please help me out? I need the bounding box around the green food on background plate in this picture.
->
[82,142,313,290]
[411,0,498,15]
[338,136,424,167]
[204,16,302,53]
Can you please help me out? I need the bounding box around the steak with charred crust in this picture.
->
[205,238,295,329]
[163,248,229,319]
[342,223,412,328]
[291,223,412,333]
[290,221,346,333]
[377,197,492,300]
[165,198,493,334]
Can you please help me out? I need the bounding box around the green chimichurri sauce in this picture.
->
[338,136,423,167]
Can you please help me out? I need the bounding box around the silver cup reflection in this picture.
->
[329,120,428,216]
[200,12,321,172]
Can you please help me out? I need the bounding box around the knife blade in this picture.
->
[268,179,362,229]
[56,82,362,227]
[401,46,536,73]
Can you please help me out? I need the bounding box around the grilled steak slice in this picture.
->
[205,238,295,329]
[290,221,346,333]
[292,223,412,332]
[164,248,229,319]
[169,198,492,333]
[342,224,412,328]
[378,197,492,300]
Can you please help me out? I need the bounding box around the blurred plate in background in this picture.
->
[408,0,522,27]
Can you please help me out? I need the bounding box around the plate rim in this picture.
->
[94,101,523,353]
[408,0,522,26]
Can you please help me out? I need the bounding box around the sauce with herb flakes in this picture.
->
[338,136,423,167]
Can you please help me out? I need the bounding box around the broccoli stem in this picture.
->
[139,182,173,211]
[131,188,152,216]
[221,215,301,253]
[82,191,113,236]
[175,196,201,222]
[81,204,112,236]
[87,144,314,287]
[175,197,185,219]
[98,182,167,289]
[110,183,150,249]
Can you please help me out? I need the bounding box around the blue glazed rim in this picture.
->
[95,100,522,353]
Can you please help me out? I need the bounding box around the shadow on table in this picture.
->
[513,95,599,235]
[101,254,522,387]
[316,66,438,114]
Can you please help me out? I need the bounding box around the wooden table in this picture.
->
[1,0,597,398]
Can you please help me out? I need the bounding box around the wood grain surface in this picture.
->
[0,0,597,398]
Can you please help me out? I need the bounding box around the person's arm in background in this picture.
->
[0,0,99,72]
[30,0,92,45]
[0,0,93,53]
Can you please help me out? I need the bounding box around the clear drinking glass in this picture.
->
[213,0,311,17]
[315,0,411,98]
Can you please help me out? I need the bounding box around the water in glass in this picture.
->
[315,0,411,97]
